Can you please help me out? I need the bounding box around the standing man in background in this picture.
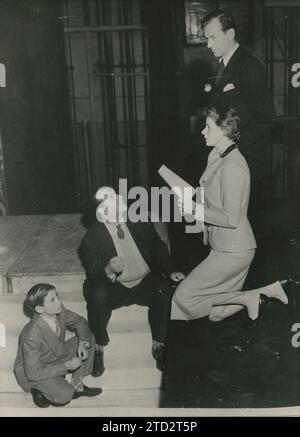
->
[202,9,276,220]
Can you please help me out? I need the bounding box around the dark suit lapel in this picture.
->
[215,46,244,91]
[96,222,118,259]
[126,222,151,265]
[126,222,143,250]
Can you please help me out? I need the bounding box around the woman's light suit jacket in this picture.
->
[200,147,257,253]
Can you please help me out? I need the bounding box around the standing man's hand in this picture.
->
[170,272,185,282]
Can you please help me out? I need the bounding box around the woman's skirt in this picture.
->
[171,248,255,320]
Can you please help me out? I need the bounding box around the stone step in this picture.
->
[0,293,149,326]
[0,405,298,417]
[0,215,50,294]
[3,214,86,295]
[0,406,164,417]
[0,293,160,406]
[0,295,150,340]
[1,350,156,374]
[1,329,157,389]
[0,367,162,392]
[0,389,161,409]
[7,274,85,295]
[1,330,154,363]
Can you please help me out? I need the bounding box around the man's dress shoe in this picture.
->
[73,385,102,399]
[31,388,50,408]
[247,294,270,329]
[92,349,105,377]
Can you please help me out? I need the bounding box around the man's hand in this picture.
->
[105,256,124,275]
[65,357,82,371]
[78,341,90,360]
[170,271,185,283]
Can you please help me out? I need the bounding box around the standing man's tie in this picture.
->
[215,59,225,85]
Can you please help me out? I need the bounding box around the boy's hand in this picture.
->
[78,341,90,360]
[65,357,82,371]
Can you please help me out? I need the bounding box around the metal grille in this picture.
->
[63,0,150,206]
[265,4,300,117]
[264,4,300,200]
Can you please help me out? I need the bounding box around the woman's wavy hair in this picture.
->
[203,104,241,142]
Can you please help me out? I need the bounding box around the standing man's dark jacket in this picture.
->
[210,46,275,180]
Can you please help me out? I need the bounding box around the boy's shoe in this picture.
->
[73,385,102,399]
[31,388,50,408]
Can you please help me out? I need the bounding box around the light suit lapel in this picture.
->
[36,313,64,357]
[57,305,67,342]
[200,149,222,187]
[200,150,232,246]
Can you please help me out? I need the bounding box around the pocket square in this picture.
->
[223,83,235,92]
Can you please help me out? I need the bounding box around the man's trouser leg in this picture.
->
[84,280,138,346]
[133,272,173,343]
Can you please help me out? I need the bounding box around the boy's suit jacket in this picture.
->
[200,147,257,253]
[80,221,175,287]
[14,305,92,392]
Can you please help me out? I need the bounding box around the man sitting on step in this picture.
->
[80,186,185,376]
[14,283,102,408]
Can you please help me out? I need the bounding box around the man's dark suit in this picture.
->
[80,221,175,346]
[210,46,275,183]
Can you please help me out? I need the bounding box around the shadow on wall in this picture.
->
[184,57,214,117]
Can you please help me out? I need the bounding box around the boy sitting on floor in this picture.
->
[14,283,102,408]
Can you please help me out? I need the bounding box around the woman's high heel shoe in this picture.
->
[247,294,271,329]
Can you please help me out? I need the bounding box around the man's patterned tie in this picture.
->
[116,224,125,239]
[54,316,61,338]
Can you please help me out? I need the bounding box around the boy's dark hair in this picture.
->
[24,283,56,314]
[202,9,237,33]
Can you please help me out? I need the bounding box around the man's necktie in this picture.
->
[116,224,125,239]
[215,59,225,85]
[54,317,61,338]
